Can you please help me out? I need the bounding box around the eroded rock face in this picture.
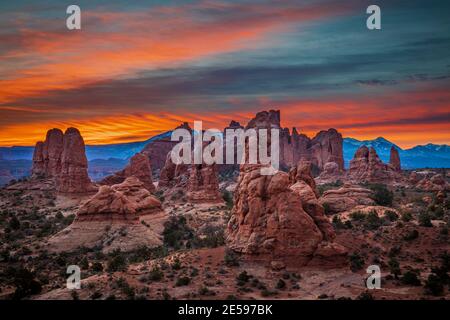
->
[187,164,223,203]
[242,110,344,172]
[31,127,94,194]
[158,151,222,204]
[57,128,95,194]
[226,164,346,266]
[246,110,281,129]
[157,152,189,198]
[31,141,45,177]
[142,122,192,171]
[319,186,375,214]
[415,174,448,191]
[315,162,342,184]
[43,128,64,177]
[100,152,155,192]
[310,129,344,172]
[289,161,335,241]
[78,176,161,219]
[347,146,400,183]
[31,129,64,178]
[389,146,401,171]
[48,177,166,253]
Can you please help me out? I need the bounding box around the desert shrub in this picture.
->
[388,246,401,257]
[419,212,432,227]
[163,216,193,249]
[222,190,233,210]
[224,248,239,266]
[10,267,42,300]
[401,212,413,222]
[350,211,365,222]
[322,202,332,215]
[198,286,215,296]
[332,215,345,229]
[401,270,421,286]
[107,250,127,272]
[385,210,398,222]
[369,184,393,206]
[175,276,191,286]
[388,257,401,278]
[91,262,103,272]
[275,279,286,290]
[236,271,251,284]
[148,266,164,281]
[364,211,383,230]
[154,190,165,203]
[424,274,444,296]
[171,258,182,270]
[192,224,225,248]
[260,289,277,297]
[349,252,365,272]
[8,216,20,230]
[90,291,103,300]
[356,291,374,300]
[403,229,419,241]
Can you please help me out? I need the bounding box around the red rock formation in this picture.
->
[241,110,343,172]
[389,146,401,171]
[289,161,335,240]
[31,128,64,178]
[310,129,344,172]
[78,177,161,220]
[415,174,448,191]
[158,150,222,203]
[245,110,281,129]
[315,161,342,184]
[100,152,155,192]
[57,128,95,194]
[31,141,45,177]
[187,164,223,203]
[43,128,64,177]
[158,151,188,190]
[31,127,95,194]
[48,177,166,253]
[226,163,346,267]
[347,146,400,183]
[142,122,192,171]
[319,185,375,214]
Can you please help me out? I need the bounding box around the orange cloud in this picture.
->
[0,1,353,103]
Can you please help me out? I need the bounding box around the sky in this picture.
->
[0,0,449,148]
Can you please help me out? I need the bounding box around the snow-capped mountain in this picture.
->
[343,137,450,169]
[1,133,449,170]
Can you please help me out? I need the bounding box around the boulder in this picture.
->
[78,177,161,219]
[48,177,166,253]
[319,186,375,214]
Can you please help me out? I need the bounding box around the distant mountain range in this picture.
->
[343,137,450,169]
[0,134,449,174]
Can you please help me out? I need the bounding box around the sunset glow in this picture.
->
[0,0,449,149]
